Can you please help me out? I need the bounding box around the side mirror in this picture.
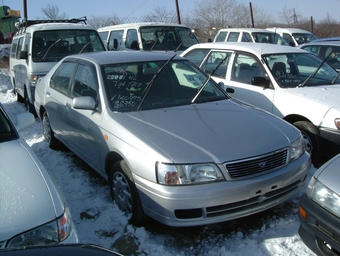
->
[73,96,96,110]
[130,40,139,50]
[19,50,28,60]
[113,38,118,50]
[251,76,270,88]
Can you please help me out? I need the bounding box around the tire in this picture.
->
[14,86,24,103]
[293,121,321,166]
[109,160,148,226]
[24,88,37,117]
[42,111,61,150]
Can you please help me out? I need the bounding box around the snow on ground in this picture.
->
[0,60,316,255]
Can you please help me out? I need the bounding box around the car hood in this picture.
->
[314,154,340,195]
[0,140,59,241]
[288,84,340,107]
[116,100,298,163]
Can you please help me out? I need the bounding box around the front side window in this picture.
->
[292,33,318,45]
[215,32,228,42]
[71,64,98,99]
[50,62,77,94]
[32,30,105,62]
[107,30,124,50]
[125,29,138,49]
[10,38,19,58]
[241,32,252,42]
[103,59,228,112]
[231,53,266,84]
[252,32,288,45]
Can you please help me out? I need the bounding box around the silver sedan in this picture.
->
[34,51,311,227]
[0,103,78,248]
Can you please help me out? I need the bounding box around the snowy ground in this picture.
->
[0,53,316,255]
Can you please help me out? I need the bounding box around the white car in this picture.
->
[0,103,78,249]
[181,42,340,166]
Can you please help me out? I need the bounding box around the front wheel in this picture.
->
[109,160,148,226]
[293,121,321,166]
[24,88,37,117]
[42,111,61,150]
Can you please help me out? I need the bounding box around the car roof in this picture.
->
[183,42,306,56]
[98,22,190,31]
[311,37,340,43]
[299,41,340,48]
[267,28,312,34]
[66,51,184,65]
[15,23,97,35]
[218,28,274,33]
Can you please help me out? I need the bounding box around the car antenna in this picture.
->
[299,49,334,87]
[149,26,170,51]
[191,53,229,104]
[137,54,177,110]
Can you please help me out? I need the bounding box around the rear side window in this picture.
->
[10,38,19,58]
[215,32,228,42]
[227,32,239,42]
[50,62,77,95]
[183,48,209,66]
[201,51,232,78]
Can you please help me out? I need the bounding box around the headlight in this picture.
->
[7,208,73,248]
[306,177,340,218]
[289,135,305,162]
[157,162,225,185]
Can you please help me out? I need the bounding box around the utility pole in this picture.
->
[175,0,181,24]
[23,0,28,19]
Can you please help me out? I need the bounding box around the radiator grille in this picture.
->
[226,149,288,178]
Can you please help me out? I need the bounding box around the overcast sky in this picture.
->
[8,0,340,23]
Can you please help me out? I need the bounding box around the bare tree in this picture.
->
[88,15,120,29]
[278,6,301,27]
[41,4,68,20]
[143,6,177,23]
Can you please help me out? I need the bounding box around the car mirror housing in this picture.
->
[251,76,271,88]
[73,96,96,110]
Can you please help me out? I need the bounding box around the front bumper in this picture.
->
[320,127,340,159]
[298,193,340,255]
[135,152,311,227]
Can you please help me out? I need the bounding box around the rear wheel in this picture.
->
[42,111,61,150]
[293,121,321,166]
[109,160,148,226]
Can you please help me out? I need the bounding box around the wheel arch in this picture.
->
[283,114,313,126]
[105,151,124,177]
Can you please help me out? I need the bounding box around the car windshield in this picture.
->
[293,33,318,44]
[102,59,228,112]
[140,26,199,51]
[32,30,105,62]
[252,32,288,45]
[263,52,340,88]
[0,109,17,142]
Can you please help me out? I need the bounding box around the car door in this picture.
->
[65,62,103,171]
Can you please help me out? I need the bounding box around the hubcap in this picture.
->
[112,172,132,216]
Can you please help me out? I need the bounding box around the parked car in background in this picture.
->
[9,17,106,115]
[299,41,340,72]
[34,51,310,227]
[311,36,340,43]
[298,153,340,256]
[267,28,318,46]
[181,42,340,166]
[213,28,288,45]
[97,22,199,53]
[0,103,78,249]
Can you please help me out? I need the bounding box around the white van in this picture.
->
[97,22,199,53]
[213,28,288,45]
[266,28,318,46]
[9,17,105,115]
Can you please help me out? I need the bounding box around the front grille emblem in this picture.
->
[259,162,267,168]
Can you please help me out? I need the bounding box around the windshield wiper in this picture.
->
[41,39,61,61]
[79,37,100,53]
[149,27,170,51]
[136,54,177,110]
[174,30,192,52]
[298,49,334,87]
[191,54,229,104]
